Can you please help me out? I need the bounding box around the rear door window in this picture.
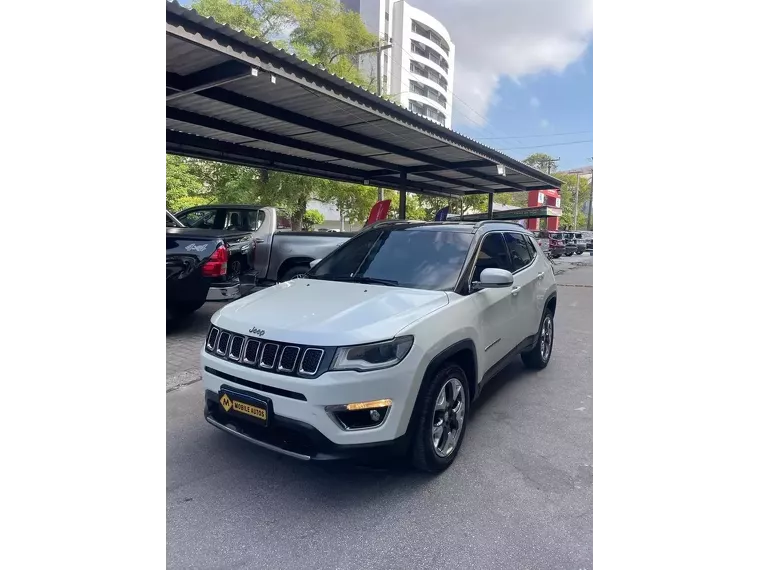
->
[177,209,218,229]
[504,232,534,271]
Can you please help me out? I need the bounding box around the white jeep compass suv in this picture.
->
[202,220,557,472]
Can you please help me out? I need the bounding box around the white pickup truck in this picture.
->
[201,220,557,473]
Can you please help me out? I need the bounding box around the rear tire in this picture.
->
[411,363,470,473]
[522,309,555,370]
[280,265,310,282]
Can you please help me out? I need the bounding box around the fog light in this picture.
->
[326,400,392,430]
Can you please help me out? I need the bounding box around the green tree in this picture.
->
[284,0,378,87]
[317,182,377,227]
[303,209,325,230]
[192,0,289,38]
[553,172,591,230]
[522,152,559,173]
[386,190,427,220]
[166,155,208,211]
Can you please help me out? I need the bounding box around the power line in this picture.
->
[479,130,593,140]
[496,139,593,151]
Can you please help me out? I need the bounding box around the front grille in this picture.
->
[278,346,300,372]
[259,343,279,369]
[216,332,231,356]
[243,339,260,364]
[205,327,331,378]
[228,336,244,361]
[299,348,324,375]
[206,327,219,350]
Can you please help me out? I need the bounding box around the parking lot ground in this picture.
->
[166,261,593,569]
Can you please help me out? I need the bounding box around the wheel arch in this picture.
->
[277,256,314,281]
[544,291,557,316]
[406,340,479,440]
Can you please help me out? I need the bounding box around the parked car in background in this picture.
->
[581,231,593,252]
[166,206,256,301]
[532,231,552,258]
[534,230,565,258]
[166,211,254,320]
[174,205,354,283]
[573,232,587,255]
[561,232,578,256]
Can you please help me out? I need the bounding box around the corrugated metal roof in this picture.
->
[165,0,562,198]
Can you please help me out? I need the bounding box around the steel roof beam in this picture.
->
[404,160,494,173]
[165,76,466,172]
[412,171,496,193]
[166,106,405,173]
[167,130,462,195]
[166,130,398,178]
[166,61,254,102]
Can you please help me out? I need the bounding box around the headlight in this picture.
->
[330,336,414,372]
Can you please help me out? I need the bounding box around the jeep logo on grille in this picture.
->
[248,327,265,337]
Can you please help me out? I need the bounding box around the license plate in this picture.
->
[219,391,268,424]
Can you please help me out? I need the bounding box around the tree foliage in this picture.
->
[553,172,592,230]
[166,156,208,211]
[303,209,325,230]
[522,152,559,173]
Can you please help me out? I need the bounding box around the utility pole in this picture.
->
[586,157,593,230]
[573,171,580,229]
[540,157,560,174]
[335,41,392,202]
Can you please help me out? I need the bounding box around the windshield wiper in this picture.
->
[352,276,399,287]
[309,274,399,286]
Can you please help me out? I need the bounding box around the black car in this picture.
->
[166,211,255,320]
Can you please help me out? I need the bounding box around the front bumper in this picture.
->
[204,389,409,461]
[201,347,424,457]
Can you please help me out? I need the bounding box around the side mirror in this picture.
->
[471,268,514,291]
[309,259,321,268]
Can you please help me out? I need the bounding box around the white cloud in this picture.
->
[529,96,541,108]
[410,0,593,127]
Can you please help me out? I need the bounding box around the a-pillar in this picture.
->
[399,172,407,220]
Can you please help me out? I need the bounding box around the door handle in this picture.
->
[511,286,521,296]
[537,272,545,280]
[254,238,265,244]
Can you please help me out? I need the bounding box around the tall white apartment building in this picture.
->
[341,0,455,128]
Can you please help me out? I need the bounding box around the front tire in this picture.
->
[411,363,470,473]
[280,265,310,282]
[522,310,555,370]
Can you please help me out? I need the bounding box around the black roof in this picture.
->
[166,1,562,199]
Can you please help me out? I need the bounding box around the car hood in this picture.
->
[213,279,449,346]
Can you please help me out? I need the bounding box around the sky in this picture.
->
[173,0,593,172]
[409,0,593,171]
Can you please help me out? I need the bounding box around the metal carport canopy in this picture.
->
[166,1,562,202]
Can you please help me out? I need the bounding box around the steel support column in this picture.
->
[399,172,407,220]
[487,193,494,218]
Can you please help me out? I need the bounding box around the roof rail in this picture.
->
[472,219,528,229]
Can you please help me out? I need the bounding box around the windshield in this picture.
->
[309,227,473,290]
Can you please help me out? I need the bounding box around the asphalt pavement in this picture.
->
[166,257,593,569]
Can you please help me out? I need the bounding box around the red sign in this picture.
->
[365,199,391,226]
